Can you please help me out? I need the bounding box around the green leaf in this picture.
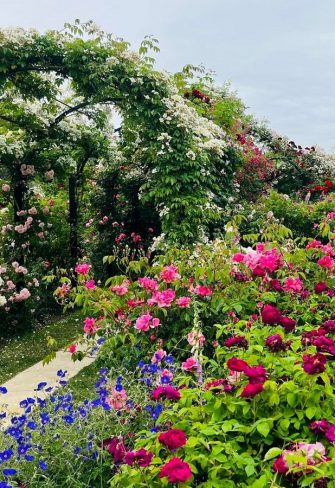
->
[264,447,282,461]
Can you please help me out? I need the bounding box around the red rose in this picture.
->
[159,457,192,484]
[240,382,264,398]
[269,279,283,292]
[158,429,187,450]
[261,304,282,325]
[227,357,248,372]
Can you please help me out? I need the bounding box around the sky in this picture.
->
[2,0,335,151]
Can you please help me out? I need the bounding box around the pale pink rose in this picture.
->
[12,262,19,269]
[102,216,109,222]
[13,288,31,302]
[37,232,44,239]
[187,331,205,347]
[182,356,199,372]
[176,296,191,308]
[0,266,7,274]
[106,389,127,410]
[151,349,167,363]
[6,280,15,290]
[43,206,50,215]
[45,169,55,181]
[28,207,37,215]
[15,266,28,275]
[2,184,10,192]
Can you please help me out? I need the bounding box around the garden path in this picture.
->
[1,350,94,416]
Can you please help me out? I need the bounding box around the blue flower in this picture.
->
[0,387,7,394]
[36,381,48,391]
[39,460,47,471]
[62,415,75,424]
[97,337,106,345]
[57,369,67,378]
[25,454,35,461]
[165,355,174,364]
[2,468,17,476]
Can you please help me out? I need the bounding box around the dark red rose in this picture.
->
[252,266,266,277]
[325,424,335,443]
[158,429,187,450]
[204,378,234,393]
[243,365,267,383]
[224,335,248,349]
[266,334,286,351]
[261,304,282,325]
[151,385,181,401]
[102,437,127,463]
[312,336,335,355]
[159,457,192,483]
[279,316,296,332]
[309,419,330,434]
[302,328,328,345]
[227,357,248,372]
[314,478,329,488]
[273,455,289,473]
[323,320,335,332]
[314,282,328,294]
[269,279,283,292]
[125,448,153,467]
[240,382,264,398]
[302,353,327,375]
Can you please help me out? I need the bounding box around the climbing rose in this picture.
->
[148,289,175,307]
[302,353,327,374]
[160,265,180,283]
[159,457,192,484]
[158,429,187,450]
[75,263,91,275]
[125,448,153,467]
[241,383,264,398]
[243,365,267,383]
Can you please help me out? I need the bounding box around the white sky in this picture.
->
[2,0,335,150]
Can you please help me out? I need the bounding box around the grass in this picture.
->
[68,361,100,402]
[0,312,84,384]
